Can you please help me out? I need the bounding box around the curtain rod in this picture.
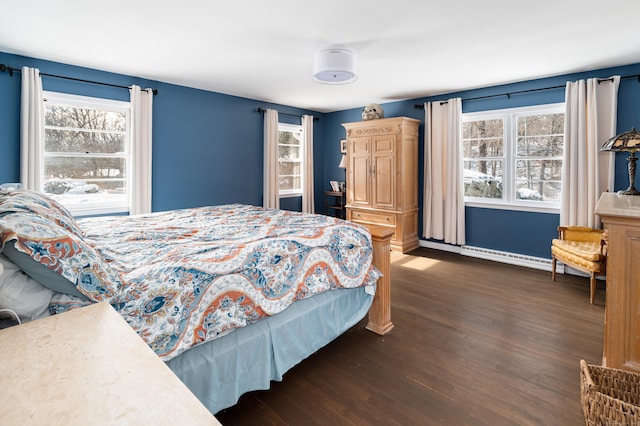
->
[0,63,158,95]
[257,107,319,121]
[413,74,640,109]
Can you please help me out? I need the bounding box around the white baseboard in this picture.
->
[419,239,462,254]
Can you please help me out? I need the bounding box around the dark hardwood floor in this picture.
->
[215,248,605,425]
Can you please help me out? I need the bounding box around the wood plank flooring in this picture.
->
[216,247,605,425]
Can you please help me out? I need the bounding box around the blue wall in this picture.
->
[2,50,640,260]
[0,52,327,212]
[324,63,640,258]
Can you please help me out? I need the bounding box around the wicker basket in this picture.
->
[580,359,640,425]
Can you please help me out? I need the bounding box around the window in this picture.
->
[43,91,130,215]
[462,103,564,212]
[278,123,304,196]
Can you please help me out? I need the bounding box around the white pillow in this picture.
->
[0,254,54,322]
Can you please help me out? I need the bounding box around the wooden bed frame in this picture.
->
[365,225,394,335]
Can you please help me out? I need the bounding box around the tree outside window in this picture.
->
[43,91,130,215]
[278,123,303,195]
[462,103,564,211]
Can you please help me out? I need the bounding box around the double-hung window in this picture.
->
[278,123,304,197]
[462,103,564,212]
[43,91,130,216]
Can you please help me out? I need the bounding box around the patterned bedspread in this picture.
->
[60,205,379,361]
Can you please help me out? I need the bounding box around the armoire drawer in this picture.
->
[350,210,396,226]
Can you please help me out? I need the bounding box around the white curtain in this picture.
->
[423,98,465,245]
[20,66,45,191]
[301,115,314,213]
[263,109,279,209]
[562,76,619,228]
[129,85,154,215]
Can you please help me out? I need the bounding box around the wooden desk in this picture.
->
[0,302,221,425]
[595,192,640,372]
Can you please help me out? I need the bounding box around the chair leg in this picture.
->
[551,256,557,281]
[589,274,596,304]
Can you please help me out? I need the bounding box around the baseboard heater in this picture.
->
[419,240,562,273]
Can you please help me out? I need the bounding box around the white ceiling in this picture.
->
[2,0,640,113]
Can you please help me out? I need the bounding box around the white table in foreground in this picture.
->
[0,301,221,425]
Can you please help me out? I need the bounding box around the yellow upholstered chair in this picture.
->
[551,226,607,303]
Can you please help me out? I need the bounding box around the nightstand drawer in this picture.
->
[350,210,396,226]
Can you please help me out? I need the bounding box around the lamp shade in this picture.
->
[313,49,357,84]
[338,155,346,169]
[601,127,640,196]
[601,127,640,152]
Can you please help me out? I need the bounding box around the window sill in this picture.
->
[279,192,302,199]
[68,205,129,218]
[465,200,559,214]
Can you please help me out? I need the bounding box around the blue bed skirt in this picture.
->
[166,286,374,414]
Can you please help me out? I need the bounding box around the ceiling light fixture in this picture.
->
[313,48,357,84]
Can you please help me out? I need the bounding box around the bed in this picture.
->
[0,189,392,414]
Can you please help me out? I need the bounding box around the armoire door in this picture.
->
[371,134,396,210]
[348,136,371,208]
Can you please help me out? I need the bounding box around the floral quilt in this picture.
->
[48,204,380,361]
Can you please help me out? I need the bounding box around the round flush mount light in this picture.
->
[313,48,357,84]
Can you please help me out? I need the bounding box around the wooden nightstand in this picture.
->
[325,190,346,219]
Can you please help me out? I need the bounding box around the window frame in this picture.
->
[43,91,132,216]
[277,122,304,198]
[462,103,565,214]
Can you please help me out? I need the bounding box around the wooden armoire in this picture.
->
[342,116,420,253]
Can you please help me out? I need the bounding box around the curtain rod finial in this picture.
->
[0,64,13,76]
